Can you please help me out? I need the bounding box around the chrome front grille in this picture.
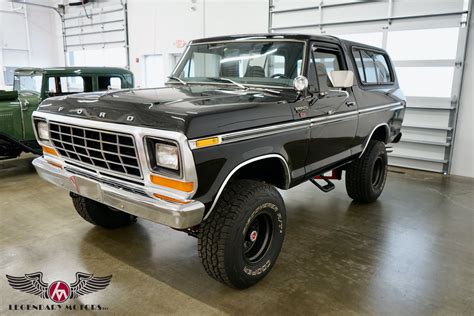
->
[49,122,142,179]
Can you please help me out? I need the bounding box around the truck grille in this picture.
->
[49,122,142,179]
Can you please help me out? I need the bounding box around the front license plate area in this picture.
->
[70,175,103,202]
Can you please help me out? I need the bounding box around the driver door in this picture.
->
[304,41,358,174]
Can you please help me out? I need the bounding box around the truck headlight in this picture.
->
[155,143,179,170]
[146,138,181,174]
[37,121,49,140]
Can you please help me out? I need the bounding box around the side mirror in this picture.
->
[293,75,308,92]
[329,70,354,88]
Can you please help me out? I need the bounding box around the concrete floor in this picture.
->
[1,155,473,315]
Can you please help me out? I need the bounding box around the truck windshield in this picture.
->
[13,74,42,94]
[172,41,305,88]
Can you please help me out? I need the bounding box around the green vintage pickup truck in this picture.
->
[0,67,134,159]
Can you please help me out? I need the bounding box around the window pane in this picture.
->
[361,50,377,84]
[313,49,341,91]
[265,55,285,77]
[47,76,92,95]
[110,77,122,89]
[353,49,366,82]
[175,41,305,87]
[387,28,459,61]
[60,77,84,92]
[98,76,123,90]
[374,54,392,83]
[48,77,56,93]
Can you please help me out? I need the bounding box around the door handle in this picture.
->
[345,101,356,107]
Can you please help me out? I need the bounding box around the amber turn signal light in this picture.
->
[42,145,58,156]
[153,193,191,204]
[150,174,194,192]
[195,137,221,148]
[45,159,62,169]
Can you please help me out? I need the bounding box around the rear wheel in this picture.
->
[71,194,136,228]
[345,140,388,202]
[198,180,286,289]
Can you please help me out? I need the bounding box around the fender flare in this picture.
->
[203,153,290,220]
[359,123,390,158]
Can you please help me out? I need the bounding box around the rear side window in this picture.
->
[47,76,92,96]
[353,48,393,85]
[98,76,124,90]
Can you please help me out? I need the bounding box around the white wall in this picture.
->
[0,0,62,89]
[451,12,474,178]
[127,0,268,87]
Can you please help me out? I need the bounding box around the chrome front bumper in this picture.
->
[33,157,205,229]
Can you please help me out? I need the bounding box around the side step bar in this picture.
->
[310,177,335,193]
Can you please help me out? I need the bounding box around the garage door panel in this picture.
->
[391,142,447,162]
[403,108,450,129]
[400,128,448,145]
[388,156,444,173]
[396,67,455,98]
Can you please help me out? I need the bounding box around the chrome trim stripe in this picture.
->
[359,103,404,115]
[204,154,290,219]
[32,111,198,201]
[189,102,403,149]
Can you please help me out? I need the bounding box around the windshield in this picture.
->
[173,41,305,88]
[13,74,43,94]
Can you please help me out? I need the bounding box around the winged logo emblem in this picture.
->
[6,272,112,303]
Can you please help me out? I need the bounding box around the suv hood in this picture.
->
[37,85,296,139]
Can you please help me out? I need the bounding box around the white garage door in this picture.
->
[63,2,129,69]
[269,0,471,173]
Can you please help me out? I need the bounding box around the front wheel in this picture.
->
[198,180,286,289]
[71,194,136,228]
[345,140,388,203]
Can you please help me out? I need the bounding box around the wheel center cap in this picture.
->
[249,230,258,242]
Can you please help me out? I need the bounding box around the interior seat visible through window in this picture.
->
[315,63,332,91]
[244,66,265,78]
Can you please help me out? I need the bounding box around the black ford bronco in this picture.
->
[32,34,405,288]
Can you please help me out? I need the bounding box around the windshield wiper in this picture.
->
[206,77,247,90]
[167,76,187,85]
[249,87,281,95]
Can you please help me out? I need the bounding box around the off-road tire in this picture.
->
[71,194,136,228]
[346,140,388,203]
[198,180,286,289]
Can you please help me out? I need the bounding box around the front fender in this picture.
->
[191,126,310,206]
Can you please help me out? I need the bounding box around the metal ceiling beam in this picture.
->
[9,0,63,16]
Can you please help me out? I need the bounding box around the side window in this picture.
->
[308,45,342,92]
[98,76,123,90]
[353,48,393,85]
[360,50,377,84]
[373,54,392,83]
[353,49,366,82]
[47,76,92,96]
